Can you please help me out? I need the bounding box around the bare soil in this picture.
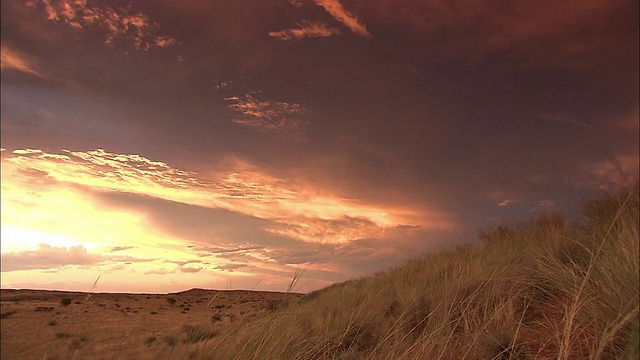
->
[0,288,301,359]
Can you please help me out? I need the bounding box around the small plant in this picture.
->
[48,320,58,326]
[145,336,157,346]
[35,306,55,312]
[183,324,215,343]
[0,311,16,319]
[166,297,177,306]
[164,335,177,347]
[150,311,158,315]
[266,300,281,311]
[55,332,71,339]
[60,298,72,307]
[211,314,222,322]
[287,267,306,293]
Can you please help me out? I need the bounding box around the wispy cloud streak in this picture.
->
[0,46,47,78]
[226,94,310,142]
[269,21,340,41]
[314,0,371,37]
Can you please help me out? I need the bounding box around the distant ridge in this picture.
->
[170,288,300,296]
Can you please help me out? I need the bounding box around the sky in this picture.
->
[1,0,638,294]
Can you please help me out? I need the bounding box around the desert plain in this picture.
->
[0,288,302,359]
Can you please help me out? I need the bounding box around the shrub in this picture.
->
[69,339,82,349]
[145,336,157,346]
[48,320,58,326]
[183,324,216,343]
[60,298,72,307]
[166,297,177,306]
[164,335,177,347]
[0,311,16,319]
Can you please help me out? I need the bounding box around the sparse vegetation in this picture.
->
[47,320,58,326]
[183,324,216,343]
[164,335,178,347]
[60,298,72,307]
[0,310,17,319]
[55,332,71,339]
[145,336,157,346]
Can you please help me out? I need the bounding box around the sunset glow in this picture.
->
[1,0,637,293]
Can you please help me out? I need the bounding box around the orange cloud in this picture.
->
[2,149,450,245]
[314,0,371,37]
[269,21,341,41]
[585,154,639,191]
[497,199,519,207]
[226,94,310,142]
[34,0,178,51]
[0,46,47,78]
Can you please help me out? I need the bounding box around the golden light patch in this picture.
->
[2,148,446,246]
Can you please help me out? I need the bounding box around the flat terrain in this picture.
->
[0,288,302,359]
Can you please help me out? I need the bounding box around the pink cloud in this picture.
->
[33,0,178,51]
[269,21,341,41]
[314,0,371,37]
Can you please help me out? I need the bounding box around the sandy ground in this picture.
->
[0,288,301,359]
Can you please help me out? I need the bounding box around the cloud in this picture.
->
[349,0,636,70]
[164,259,202,267]
[0,240,158,272]
[30,0,178,51]
[179,267,202,273]
[540,113,591,127]
[0,46,48,78]
[194,245,265,255]
[314,0,371,37]
[266,216,385,244]
[584,154,639,191]
[108,246,135,252]
[498,199,519,207]
[215,263,247,272]
[0,244,100,272]
[143,268,175,276]
[3,149,441,246]
[269,21,340,41]
[225,93,310,142]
